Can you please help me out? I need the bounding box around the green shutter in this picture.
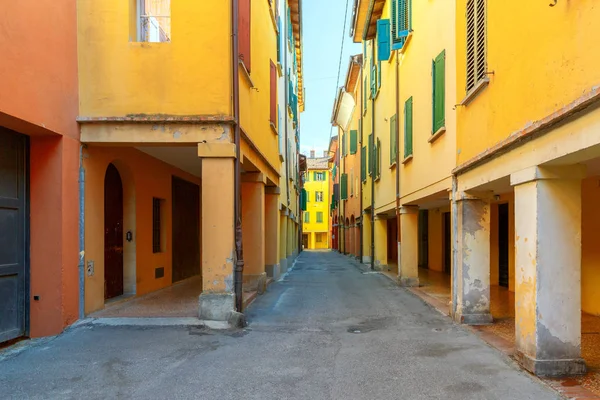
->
[368,134,374,175]
[390,114,397,164]
[404,97,413,158]
[370,46,376,98]
[361,146,367,182]
[317,212,323,223]
[350,130,358,154]
[376,139,381,179]
[363,76,368,113]
[433,50,446,133]
[301,188,307,211]
[341,173,348,200]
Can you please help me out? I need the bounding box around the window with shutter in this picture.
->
[304,212,310,223]
[404,97,413,158]
[238,0,251,72]
[270,60,277,125]
[370,42,376,98]
[341,174,348,200]
[391,0,411,50]
[390,114,397,164]
[377,20,391,61]
[350,130,358,154]
[363,76,368,114]
[376,139,381,179]
[466,0,486,92]
[432,50,446,133]
[361,146,367,182]
[317,212,324,223]
[368,134,374,176]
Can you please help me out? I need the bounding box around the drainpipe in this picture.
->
[395,50,401,260]
[343,130,347,255]
[370,41,376,271]
[78,144,86,319]
[359,61,364,262]
[232,0,245,312]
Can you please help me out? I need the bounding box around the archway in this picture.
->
[104,163,124,300]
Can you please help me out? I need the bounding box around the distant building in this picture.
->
[302,153,330,249]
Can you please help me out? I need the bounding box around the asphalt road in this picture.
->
[0,250,559,399]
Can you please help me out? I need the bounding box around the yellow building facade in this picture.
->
[77,0,303,323]
[303,156,331,249]
[337,0,599,377]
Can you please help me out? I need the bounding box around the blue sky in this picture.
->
[300,0,361,157]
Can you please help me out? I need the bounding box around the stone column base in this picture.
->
[286,255,294,268]
[243,272,267,294]
[453,312,493,325]
[265,264,280,280]
[374,264,389,272]
[398,277,419,287]
[199,293,235,321]
[362,256,372,264]
[516,351,587,377]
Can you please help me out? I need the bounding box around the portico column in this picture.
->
[242,173,266,294]
[265,187,280,280]
[279,211,288,273]
[399,206,419,287]
[199,151,236,321]
[452,192,492,325]
[511,165,586,376]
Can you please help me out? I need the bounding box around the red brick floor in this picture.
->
[405,268,600,399]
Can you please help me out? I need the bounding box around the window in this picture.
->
[152,198,163,253]
[404,97,414,158]
[376,139,382,179]
[361,146,367,182]
[391,0,411,50]
[363,76,368,115]
[239,0,252,72]
[136,0,171,43]
[350,130,358,154]
[368,134,374,176]
[304,212,310,223]
[432,50,446,132]
[390,114,398,164]
[466,0,486,92]
[270,61,277,127]
[377,19,391,61]
[316,191,324,202]
[316,212,324,223]
[341,174,348,200]
[314,172,326,181]
[370,40,377,98]
[342,133,347,157]
[350,170,354,196]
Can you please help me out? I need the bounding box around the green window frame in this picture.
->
[341,173,348,200]
[390,114,397,164]
[304,212,310,223]
[404,97,414,158]
[363,76,368,114]
[432,50,446,133]
[368,134,374,176]
[350,130,358,154]
[391,0,412,50]
[316,212,323,223]
[361,146,367,182]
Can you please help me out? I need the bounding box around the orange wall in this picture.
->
[0,0,78,139]
[83,146,202,314]
[582,177,600,315]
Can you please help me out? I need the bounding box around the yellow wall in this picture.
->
[398,0,456,201]
[304,169,330,244]
[78,0,232,117]
[83,146,202,314]
[239,0,280,172]
[455,0,600,165]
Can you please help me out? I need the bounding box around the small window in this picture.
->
[404,97,414,158]
[316,191,324,202]
[314,172,326,182]
[316,212,324,223]
[136,0,171,43]
[304,212,310,223]
[152,198,164,253]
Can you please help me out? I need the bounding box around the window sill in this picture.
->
[239,60,255,88]
[389,162,397,170]
[375,176,381,182]
[460,77,490,107]
[428,126,446,144]
[402,154,413,165]
[270,122,278,135]
[393,31,414,55]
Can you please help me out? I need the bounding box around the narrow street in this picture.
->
[0,251,557,400]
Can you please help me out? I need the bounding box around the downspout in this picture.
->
[370,40,375,271]
[78,144,86,319]
[343,131,347,255]
[395,50,401,262]
[232,0,245,312]
[359,62,364,263]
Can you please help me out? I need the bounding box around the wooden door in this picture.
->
[498,203,509,288]
[104,164,124,300]
[443,212,451,275]
[172,177,200,283]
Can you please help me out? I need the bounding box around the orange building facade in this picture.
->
[0,0,80,341]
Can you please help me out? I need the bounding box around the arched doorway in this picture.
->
[104,163,124,300]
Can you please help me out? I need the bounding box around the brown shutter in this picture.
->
[270,60,277,125]
[238,0,251,72]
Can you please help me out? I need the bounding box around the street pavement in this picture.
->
[0,250,559,399]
